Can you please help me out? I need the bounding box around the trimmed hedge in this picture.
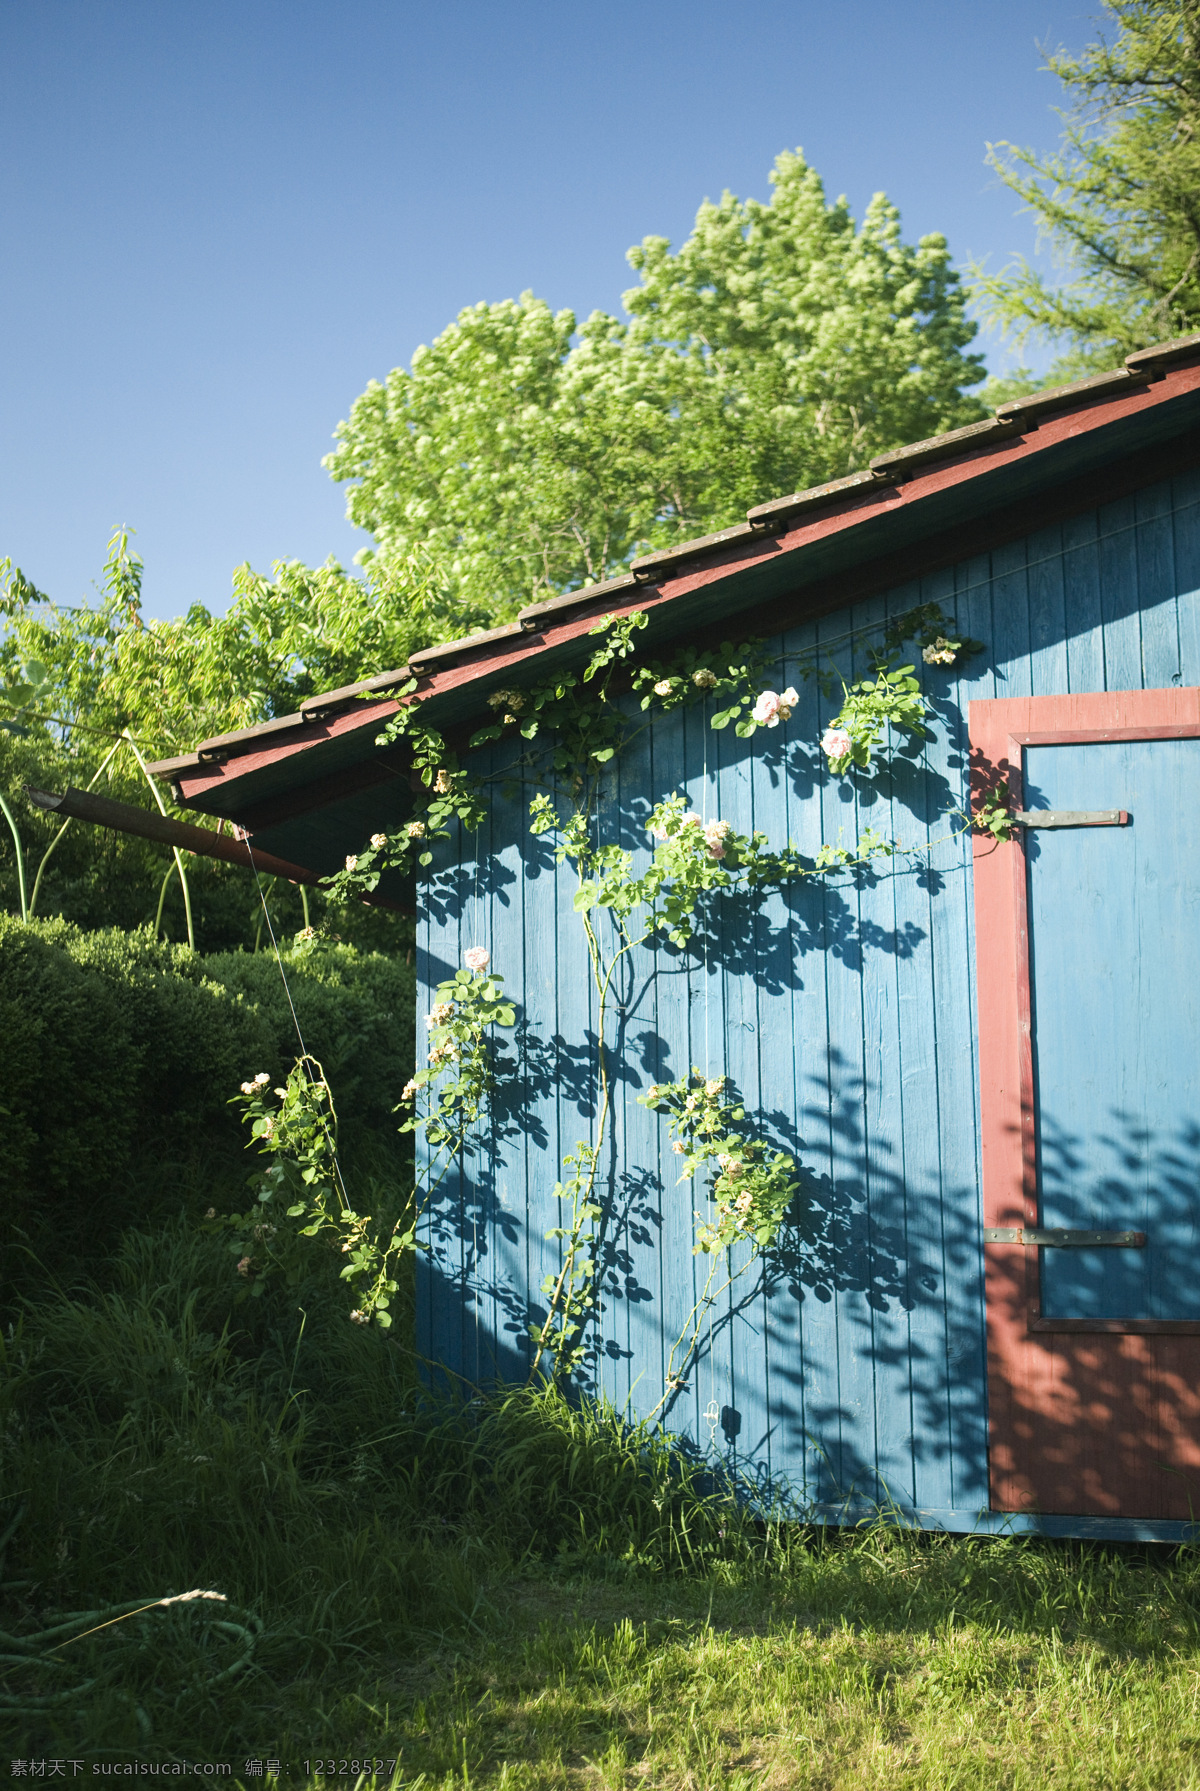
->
[0,918,414,1287]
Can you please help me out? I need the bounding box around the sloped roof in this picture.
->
[148,332,1200,889]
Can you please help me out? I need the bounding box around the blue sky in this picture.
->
[2,0,1096,620]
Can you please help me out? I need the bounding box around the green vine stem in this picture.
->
[28,735,124,917]
[216,960,515,1326]
[123,728,195,950]
[153,862,174,937]
[0,788,28,921]
[318,601,996,1371]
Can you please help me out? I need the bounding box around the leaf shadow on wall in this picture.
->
[987,1113,1200,1523]
[643,1050,986,1517]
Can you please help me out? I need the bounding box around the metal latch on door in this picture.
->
[984,1227,1146,1247]
[1012,810,1129,827]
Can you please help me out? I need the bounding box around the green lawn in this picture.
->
[287,1540,1200,1791]
[5,1224,1200,1788]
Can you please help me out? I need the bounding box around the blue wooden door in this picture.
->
[973,692,1200,1521]
[1025,737,1200,1323]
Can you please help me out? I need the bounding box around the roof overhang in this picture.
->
[137,337,1200,889]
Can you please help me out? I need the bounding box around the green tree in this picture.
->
[1,533,458,759]
[976,0,1200,377]
[327,149,985,621]
[0,536,434,945]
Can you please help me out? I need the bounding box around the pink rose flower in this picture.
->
[463,946,490,972]
[703,819,730,860]
[822,727,852,761]
[752,690,782,727]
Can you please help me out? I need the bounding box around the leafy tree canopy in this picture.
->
[327,149,986,622]
[0,531,458,759]
[976,0,1200,381]
[2,151,984,766]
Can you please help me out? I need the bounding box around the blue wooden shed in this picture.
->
[142,332,1200,1542]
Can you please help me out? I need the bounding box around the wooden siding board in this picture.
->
[1061,514,1105,694]
[747,635,808,1483]
[1172,467,1200,683]
[482,751,530,1381]
[956,553,999,703]
[1027,523,1070,697]
[608,716,662,1416]
[1136,481,1181,688]
[419,817,468,1387]
[770,616,827,1502]
[691,697,731,1448]
[788,609,846,1505]
[1097,495,1144,690]
[990,539,1033,699]
[815,599,883,1506]
[878,577,938,1512]
[921,566,989,1510]
[939,648,990,1512]
[711,704,763,1473]
[551,774,599,1383]
[643,699,701,1443]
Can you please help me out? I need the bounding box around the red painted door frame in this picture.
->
[970,687,1200,1519]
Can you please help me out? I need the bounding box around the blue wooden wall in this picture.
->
[416,467,1200,1532]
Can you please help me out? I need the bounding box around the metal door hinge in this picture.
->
[1013,810,1129,828]
[984,1227,1146,1247]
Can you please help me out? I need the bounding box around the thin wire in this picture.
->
[242,836,353,1213]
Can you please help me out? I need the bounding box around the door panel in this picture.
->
[971,690,1200,1520]
[1025,738,1200,1322]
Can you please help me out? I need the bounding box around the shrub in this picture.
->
[0,919,414,1292]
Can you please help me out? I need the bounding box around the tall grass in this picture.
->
[5,1219,1200,1783]
[0,1222,753,1758]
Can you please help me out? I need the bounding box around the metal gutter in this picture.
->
[25,786,415,914]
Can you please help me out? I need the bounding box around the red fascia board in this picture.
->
[598,361,1200,614]
[174,359,1200,821]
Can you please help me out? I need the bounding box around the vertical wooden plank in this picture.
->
[519,761,565,1389]
[1097,493,1144,690]
[1026,522,1069,696]
[1061,512,1104,694]
[708,683,757,1473]
[770,610,829,1504]
[418,813,468,1387]
[1135,478,1181,689]
[551,761,600,1389]
[815,594,889,1507]
[957,553,998,704]
[1172,466,1200,685]
[989,539,1033,697]
[639,691,700,1440]
[915,568,990,1511]
[600,702,661,1416]
[739,630,798,1481]
[480,743,533,1383]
